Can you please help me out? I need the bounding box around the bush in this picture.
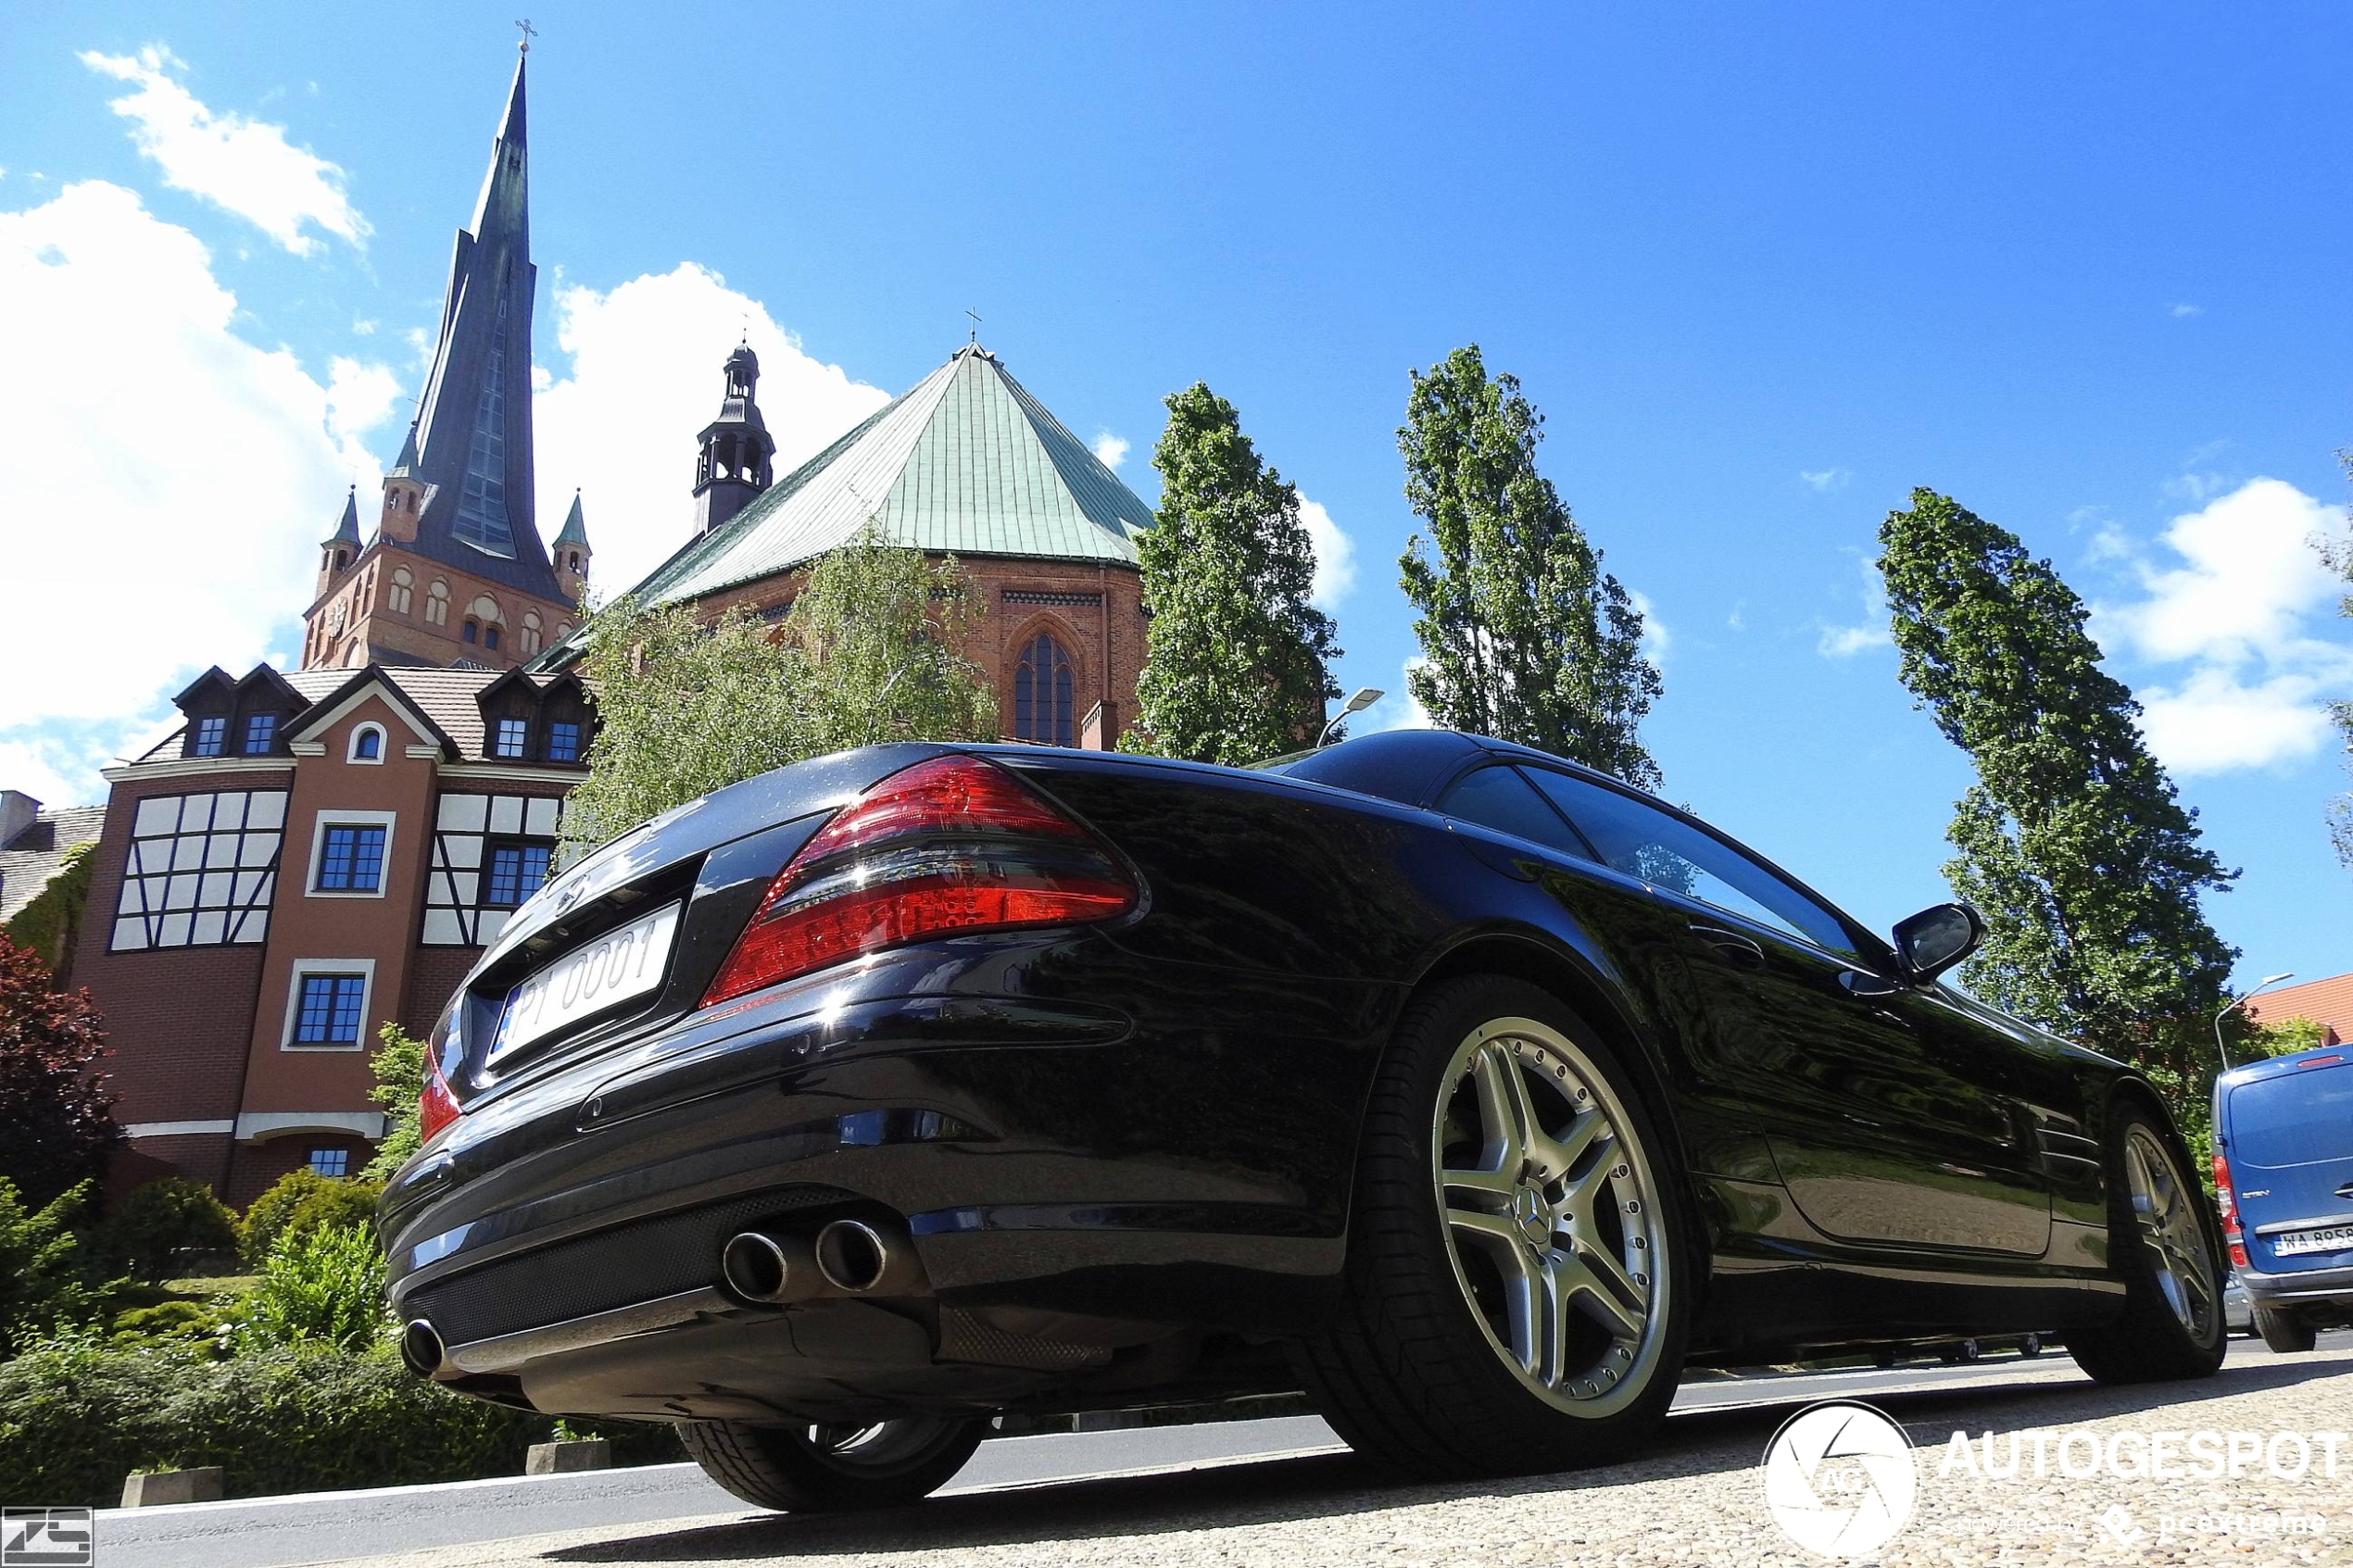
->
[94,1177,238,1284]
[0,1337,551,1508]
[0,1179,102,1359]
[232,1224,388,1354]
[109,1299,227,1351]
[363,1024,426,1184]
[284,1178,384,1248]
[241,1170,381,1266]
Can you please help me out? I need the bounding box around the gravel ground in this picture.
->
[335,1343,2353,1568]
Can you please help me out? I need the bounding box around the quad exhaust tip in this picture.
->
[400,1318,446,1376]
[722,1219,925,1304]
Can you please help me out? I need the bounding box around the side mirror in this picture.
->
[1892,902,1984,984]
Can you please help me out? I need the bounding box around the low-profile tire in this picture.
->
[2066,1103,2228,1386]
[679,1415,987,1512]
[1294,975,1691,1479]
[2255,1305,2318,1354]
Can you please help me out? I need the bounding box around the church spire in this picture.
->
[553,490,592,604]
[691,339,776,537]
[397,50,558,600]
[315,486,360,596]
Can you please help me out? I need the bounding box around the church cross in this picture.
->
[964,307,982,345]
[515,19,538,53]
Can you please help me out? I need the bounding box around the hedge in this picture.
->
[0,1338,681,1507]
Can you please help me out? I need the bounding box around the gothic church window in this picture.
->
[453,278,520,558]
[425,582,450,625]
[388,568,413,615]
[1013,633,1076,747]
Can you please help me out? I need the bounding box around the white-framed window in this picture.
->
[110,790,286,951]
[308,1148,349,1177]
[306,809,397,898]
[282,959,376,1051]
[347,723,386,764]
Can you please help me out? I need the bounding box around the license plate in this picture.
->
[2273,1223,2353,1257]
[491,901,682,1063]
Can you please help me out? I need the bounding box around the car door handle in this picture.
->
[1687,923,1766,969]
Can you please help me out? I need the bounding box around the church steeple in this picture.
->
[316,486,361,595]
[396,49,559,600]
[691,339,776,537]
[553,490,592,603]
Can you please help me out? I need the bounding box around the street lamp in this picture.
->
[2215,972,2296,1072]
[1318,687,1385,748]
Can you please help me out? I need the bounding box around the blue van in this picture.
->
[2213,1043,2353,1350]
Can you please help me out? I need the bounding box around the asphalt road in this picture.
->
[86,1337,2351,1568]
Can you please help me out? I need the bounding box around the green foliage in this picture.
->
[239,1169,330,1267]
[1395,346,1663,788]
[2321,455,2353,872]
[1877,489,2238,1101]
[2250,1016,2329,1059]
[231,1223,390,1354]
[1126,383,1340,763]
[0,1179,102,1359]
[108,1298,228,1351]
[93,1177,237,1285]
[2,841,94,976]
[362,1022,427,1182]
[563,531,995,854]
[0,930,120,1208]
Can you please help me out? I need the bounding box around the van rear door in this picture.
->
[2223,1052,2353,1275]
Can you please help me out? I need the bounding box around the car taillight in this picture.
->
[2213,1150,2249,1267]
[701,754,1138,1007]
[420,1040,461,1142]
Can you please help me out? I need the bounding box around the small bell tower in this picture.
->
[380,421,423,543]
[553,489,592,604]
[691,340,775,537]
[315,486,361,596]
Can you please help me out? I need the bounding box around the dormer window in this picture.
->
[547,721,580,763]
[493,718,528,759]
[243,713,278,754]
[194,716,227,757]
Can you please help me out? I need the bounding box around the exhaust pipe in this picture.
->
[399,1318,447,1376]
[814,1218,925,1297]
[721,1230,823,1305]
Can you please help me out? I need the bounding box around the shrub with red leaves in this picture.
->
[0,931,118,1207]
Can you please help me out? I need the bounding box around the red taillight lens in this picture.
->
[2211,1152,2235,1222]
[701,755,1138,1007]
[420,1045,461,1142]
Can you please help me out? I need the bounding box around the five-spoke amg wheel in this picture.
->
[2069,1106,2227,1385]
[1297,975,1688,1476]
[680,1415,988,1512]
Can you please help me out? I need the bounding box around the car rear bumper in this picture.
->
[2238,1257,2353,1306]
[379,934,1390,1422]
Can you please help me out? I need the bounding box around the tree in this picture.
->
[1878,489,2239,1098]
[1396,345,1663,788]
[562,530,996,854]
[1126,383,1340,763]
[0,932,118,1209]
[361,1024,425,1185]
[0,1179,101,1359]
[92,1177,237,1285]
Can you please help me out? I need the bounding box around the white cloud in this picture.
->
[1727,601,1747,632]
[1296,494,1356,611]
[1364,658,1435,734]
[1629,587,1672,663]
[324,356,400,447]
[531,263,891,594]
[2095,477,2352,774]
[1816,556,1892,657]
[1090,431,1129,470]
[1800,468,1850,492]
[2169,302,2203,319]
[0,181,389,799]
[350,316,376,335]
[80,46,368,257]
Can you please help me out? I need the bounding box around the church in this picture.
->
[57,46,1156,1202]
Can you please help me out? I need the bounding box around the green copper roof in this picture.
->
[553,490,590,546]
[625,345,1150,608]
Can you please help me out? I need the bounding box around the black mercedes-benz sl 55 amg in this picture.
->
[379,730,2224,1510]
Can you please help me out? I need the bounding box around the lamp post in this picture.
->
[1318,687,1385,748]
[2215,972,2296,1073]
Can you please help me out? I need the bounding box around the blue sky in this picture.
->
[3,4,2347,991]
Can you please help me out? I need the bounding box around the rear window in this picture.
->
[2228,1060,2353,1168]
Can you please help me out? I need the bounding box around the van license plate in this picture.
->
[491,901,682,1063]
[2273,1223,2353,1257]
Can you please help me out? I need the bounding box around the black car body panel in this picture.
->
[383,733,2156,1424]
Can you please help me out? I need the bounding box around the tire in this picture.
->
[679,1415,987,1512]
[2255,1305,2318,1354]
[2066,1103,2228,1385]
[1294,975,1691,1478]
[2018,1333,2043,1359]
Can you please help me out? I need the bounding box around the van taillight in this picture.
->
[2212,1150,2248,1268]
[701,755,1138,1007]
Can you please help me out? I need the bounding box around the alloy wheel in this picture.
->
[1431,1016,1668,1417]
[2122,1124,2218,1342]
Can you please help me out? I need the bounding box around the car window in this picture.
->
[1437,766,1594,860]
[1519,767,1861,959]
